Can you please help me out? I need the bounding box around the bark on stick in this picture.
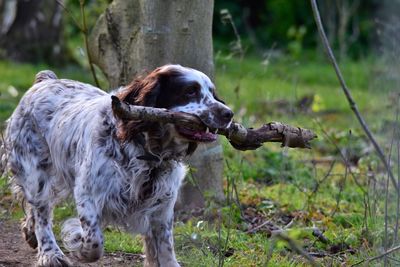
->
[111,96,317,150]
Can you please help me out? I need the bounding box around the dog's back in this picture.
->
[7,71,110,198]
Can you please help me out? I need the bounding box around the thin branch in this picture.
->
[331,162,347,217]
[56,0,100,87]
[394,95,400,244]
[224,159,245,219]
[310,159,336,195]
[55,0,83,32]
[79,0,100,88]
[396,136,400,244]
[315,120,367,195]
[273,232,320,267]
[384,106,397,266]
[310,0,399,194]
[245,220,272,234]
[351,245,400,266]
[220,9,244,60]
[111,96,317,150]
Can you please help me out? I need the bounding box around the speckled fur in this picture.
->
[4,66,233,267]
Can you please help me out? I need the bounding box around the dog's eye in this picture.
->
[185,85,199,97]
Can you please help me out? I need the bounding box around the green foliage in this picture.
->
[214,0,385,58]
[64,0,111,35]
[333,214,364,229]
[287,25,307,59]
[236,148,313,187]
[0,60,92,124]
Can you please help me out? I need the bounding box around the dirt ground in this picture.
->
[0,219,144,267]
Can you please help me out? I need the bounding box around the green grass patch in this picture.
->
[0,60,95,123]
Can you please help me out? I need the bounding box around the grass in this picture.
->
[0,54,398,266]
[0,60,100,123]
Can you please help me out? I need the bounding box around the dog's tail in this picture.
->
[34,70,58,84]
[61,218,84,252]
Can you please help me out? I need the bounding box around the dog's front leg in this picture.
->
[143,205,180,267]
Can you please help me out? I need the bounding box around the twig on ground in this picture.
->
[351,245,400,266]
[310,0,398,194]
[273,232,320,267]
[284,219,294,229]
[271,226,329,245]
[312,227,330,244]
[111,96,317,150]
[245,220,273,234]
[307,157,336,165]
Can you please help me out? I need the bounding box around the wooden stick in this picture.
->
[111,96,317,150]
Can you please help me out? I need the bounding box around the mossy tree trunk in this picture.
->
[89,0,225,211]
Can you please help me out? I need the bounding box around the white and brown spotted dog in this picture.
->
[4,65,233,267]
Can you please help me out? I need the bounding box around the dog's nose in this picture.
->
[222,109,234,121]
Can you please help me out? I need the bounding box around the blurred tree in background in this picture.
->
[88,0,224,211]
[0,0,66,64]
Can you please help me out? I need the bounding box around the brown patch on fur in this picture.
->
[116,70,161,107]
[114,69,162,142]
[114,67,192,143]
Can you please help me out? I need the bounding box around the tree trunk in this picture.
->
[89,0,225,211]
[0,0,66,64]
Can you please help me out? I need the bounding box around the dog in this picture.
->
[4,64,233,267]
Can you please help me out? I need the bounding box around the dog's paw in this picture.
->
[36,252,72,267]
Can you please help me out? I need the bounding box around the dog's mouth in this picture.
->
[175,124,218,142]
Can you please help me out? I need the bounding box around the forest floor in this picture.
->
[0,219,144,267]
[0,219,37,267]
[0,199,144,267]
[1,56,399,266]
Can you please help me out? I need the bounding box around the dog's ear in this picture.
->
[114,70,163,142]
[117,71,162,107]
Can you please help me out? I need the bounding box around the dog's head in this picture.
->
[116,64,233,143]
